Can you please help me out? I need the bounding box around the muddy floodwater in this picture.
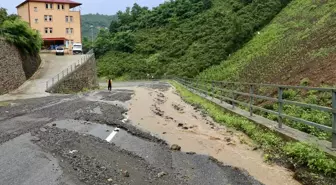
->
[127,86,301,185]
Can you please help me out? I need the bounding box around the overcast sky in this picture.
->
[0,0,165,15]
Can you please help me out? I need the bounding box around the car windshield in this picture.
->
[56,47,63,50]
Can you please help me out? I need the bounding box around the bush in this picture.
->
[0,8,42,54]
[284,142,336,175]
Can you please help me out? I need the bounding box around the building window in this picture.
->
[65,16,73,22]
[66,28,73,34]
[45,28,53,34]
[46,3,53,9]
[44,15,53,22]
[34,7,38,12]
[35,18,38,23]
[58,4,65,10]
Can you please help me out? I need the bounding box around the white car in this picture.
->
[72,43,83,55]
[56,47,65,56]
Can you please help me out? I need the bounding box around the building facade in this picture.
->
[17,0,82,51]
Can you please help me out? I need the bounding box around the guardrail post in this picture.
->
[220,82,223,103]
[249,85,254,117]
[278,87,284,128]
[232,83,235,109]
[211,81,215,99]
[332,90,336,148]
[46,81,48,90]
[206,81,209,97]
[193,80,196,91]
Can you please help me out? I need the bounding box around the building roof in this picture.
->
[16,0,82,9]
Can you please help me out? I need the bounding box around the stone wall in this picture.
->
[47,56,98,93]
[0,39,41,95]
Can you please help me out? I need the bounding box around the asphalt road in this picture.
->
[0,82,263,185]
[0,54,86,102]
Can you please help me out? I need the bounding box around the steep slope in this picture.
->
[198,0,336,86]
[96,0,291,80]
[81,14,117,39]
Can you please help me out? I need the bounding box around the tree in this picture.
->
[112,31,136,53]
[109,20,121,33]
[94,29,112,57]
[0,8,42,54]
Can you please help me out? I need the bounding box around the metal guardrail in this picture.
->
[45,49,95,90]
[176,78,336,148]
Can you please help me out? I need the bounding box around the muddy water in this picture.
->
[127,87,301,185]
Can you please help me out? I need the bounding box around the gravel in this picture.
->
[0,82,264,185]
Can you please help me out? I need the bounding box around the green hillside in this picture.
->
[81,14,117,39]
[96,0,291,80]
[199,0,336,86]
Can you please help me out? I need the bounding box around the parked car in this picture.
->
[72,43,83,55]
[56,47,65,55]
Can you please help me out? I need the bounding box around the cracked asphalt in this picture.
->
[0,81,263,185]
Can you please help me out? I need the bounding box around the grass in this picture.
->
[198,0,336,86]
[170,80,336,185]
[260,88,333,141]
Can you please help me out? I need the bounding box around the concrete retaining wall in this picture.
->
[0,39,41,95]
[47,56,98,93]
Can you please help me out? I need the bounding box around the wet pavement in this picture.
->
[0,81,264,185]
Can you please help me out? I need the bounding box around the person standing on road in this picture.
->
[108,79,112,91]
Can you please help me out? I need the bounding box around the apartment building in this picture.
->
[16,0,82,51]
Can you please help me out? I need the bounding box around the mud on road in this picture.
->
[0,82,263,185]
[127,82,301,185]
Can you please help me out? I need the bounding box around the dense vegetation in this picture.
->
[81,14,117,39]
[172,81,336,185]
[194,0,336,147]
[198,0,336,86]
[96,0,291,80]
[0,8,42,54]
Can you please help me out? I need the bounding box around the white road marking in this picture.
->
[105,128,120,142]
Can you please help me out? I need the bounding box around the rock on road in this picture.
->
[0,81,263,185]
